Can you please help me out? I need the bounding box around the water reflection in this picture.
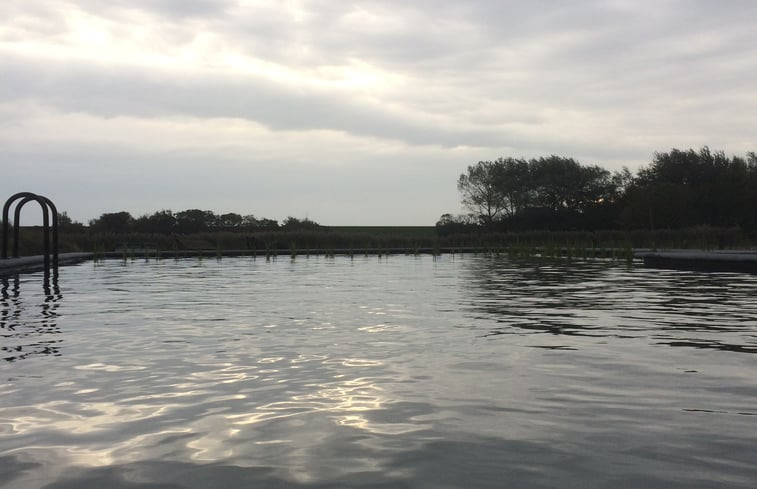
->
[461,256,757,354]
[2,257,757,488]
[1,273,63,362]
[1,274,20,299]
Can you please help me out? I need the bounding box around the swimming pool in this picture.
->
[2,255,756,488]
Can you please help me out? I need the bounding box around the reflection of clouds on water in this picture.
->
[1,348,417,481]
[4,399,182,436]
[74,363,147,372]
[188,357,410,465]
[0,363,403,484]
[163,352,433,483]
[3,257,757,488]
[357,323,402,333]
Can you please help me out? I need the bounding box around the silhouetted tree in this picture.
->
[57,211,85,232]
[282,217,320,230]
[622,147,757,230]
[242,215,279,230]
[456,155,621,231]
[529,156,613,212]
[58,211,73,227]
[218,212,243,229]
[495,157,532,217]
[175,209,216,234]
[134,210,177,233]
[435,213,478,235]
[89,212,134,233]
[457,161,507,226]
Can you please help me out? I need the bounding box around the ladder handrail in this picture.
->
[2,192,59,271]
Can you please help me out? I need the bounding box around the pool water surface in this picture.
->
[1,255,756,488]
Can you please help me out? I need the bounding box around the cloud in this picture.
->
[72,0,235,19]
[0,105,473,224]
[1,0,756,224]
[1,52,538,149]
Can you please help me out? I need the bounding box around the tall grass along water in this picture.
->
[1,256,756,488]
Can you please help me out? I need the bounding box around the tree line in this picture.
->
[84,210,319,234]
[441,147,757,234]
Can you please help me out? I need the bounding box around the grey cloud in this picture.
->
[74,0,234,19]
[2,0,756,225]
[146,0,232,17]
[1,54,523,148]
[213,0,757,118]
[0,140,463,225]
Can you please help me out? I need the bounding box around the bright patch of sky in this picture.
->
[2,0,756,224]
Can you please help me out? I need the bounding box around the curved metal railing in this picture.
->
[2,192,59,271]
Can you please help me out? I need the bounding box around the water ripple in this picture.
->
[1,256,756,487]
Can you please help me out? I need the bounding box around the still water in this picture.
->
[1,255,756,488]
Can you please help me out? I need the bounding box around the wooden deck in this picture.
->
[635,250,757,273]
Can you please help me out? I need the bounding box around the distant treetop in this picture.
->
[445,147,757,232]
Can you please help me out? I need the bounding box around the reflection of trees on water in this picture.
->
[461,256,757,353]
[460,257,614,338]
[1,273,63,362]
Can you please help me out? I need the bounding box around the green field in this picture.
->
[3,225,754,258]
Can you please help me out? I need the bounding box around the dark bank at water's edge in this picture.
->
[0,252,93,276]
[4,249,757,276]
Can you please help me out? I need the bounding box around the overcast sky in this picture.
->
[2,1,756,225]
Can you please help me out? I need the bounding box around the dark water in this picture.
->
[1,255,756,488]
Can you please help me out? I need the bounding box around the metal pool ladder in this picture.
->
[2,192,59,272]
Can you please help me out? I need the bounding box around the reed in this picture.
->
[92,243,105,264]
[265,241,274,260]
[7,224,751,260]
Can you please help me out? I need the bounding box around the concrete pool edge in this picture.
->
[0,252,93,277]
[3,249,757,276]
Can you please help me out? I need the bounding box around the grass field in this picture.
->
[327,226,436,236]
[2,225,754,257]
